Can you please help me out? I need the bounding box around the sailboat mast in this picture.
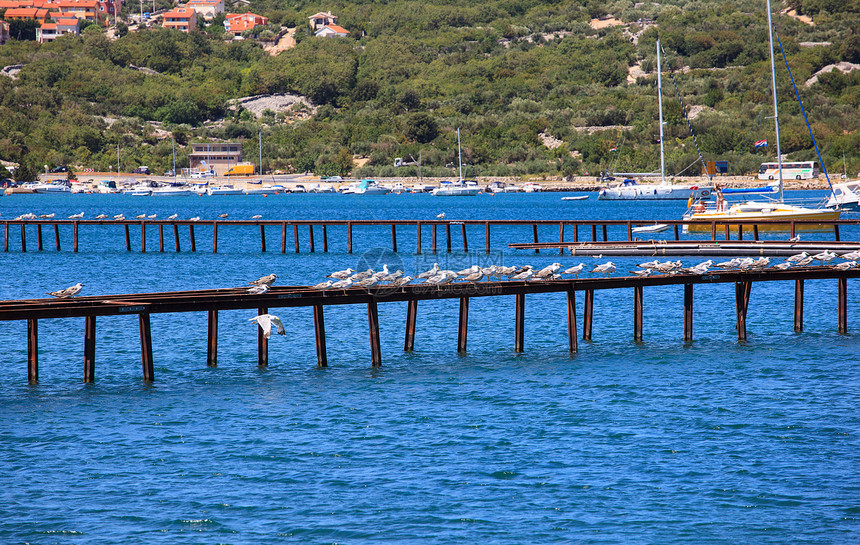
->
[457,127,463,182]
[172,138,176,176]
[657,40,665,184]
[766,0,784,202]
[259,131,262,178]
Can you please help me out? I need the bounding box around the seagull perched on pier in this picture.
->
[39,213,55,219]
[834,261,857,271]
[371,264,390,281]
[95,214,108,219]
[68,212,84,219]
[113,214,125,221]
[592,262,616,277]
[681,260,713,275]
[795,256,814,267]
[812,250,837,264]
[637,259,661,269]
[189,216,201,222]
[392,276,413,287]
[354,276,380,289]
[218,213,229,218]
[250,314,285,339]
[511,266,534,281]
[786,251,809,263]
[135,214,146,219]
[714,258,742,270]
[417,263,441,279]
[249,274,278,287]
[840,250,860,261]
[47,283,84,298]
[167,214,178,220]
[147,214,157,220]
[247,285,269,294]
[436,212,445,219]
[383,269,404,282]
[331,277,353,289]
[534,263,562,280]
[561,263,585,277]
[350,269,374,281]
[312,280,334,290]
[457,265,480,276]
[462,270,485,283]
[327,267,354,280]
[252,215,262,220]
[772,262,793,271]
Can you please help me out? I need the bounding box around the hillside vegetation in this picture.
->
[0,0,858,181]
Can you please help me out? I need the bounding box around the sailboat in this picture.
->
[432,128,481,196]
[599,41,712,201]
[683,0,840,231]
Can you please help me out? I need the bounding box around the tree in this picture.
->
[405,112,438,143]
[9,18,39,41]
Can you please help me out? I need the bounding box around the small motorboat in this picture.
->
[632,223,671,234]
[561,195,590,201]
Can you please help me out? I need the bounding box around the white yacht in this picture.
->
[206,185,244,195]
[826,181,860,211]
[342,179,390,195]
[432,180,481,196]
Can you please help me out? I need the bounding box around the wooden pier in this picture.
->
[3,218,858,256]
[2,267,857,383]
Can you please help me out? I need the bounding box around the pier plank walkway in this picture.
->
[3,267,857,383]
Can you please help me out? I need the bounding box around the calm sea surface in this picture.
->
[1,190,858,544]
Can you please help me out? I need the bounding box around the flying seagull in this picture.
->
[250,314,285,339]
[47,283,84,298]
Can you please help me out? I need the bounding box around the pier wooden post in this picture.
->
[838,277,847,334]
[140,222,146,253]
[323,224,328,252]
[446,223,452,253]
[724,223,730,241]
[626,221,632,241]
[514,293,525,352]
[567,287,578,353]
[790,221,796,240]
[573,224,578,243]
[54,224,60,251]
[37,223,43,251]
[417,223,422,255]
[735,282,750,342]
[293,224,299,253]
[532,224,539,253]
[84,316,96,383]
[207,310,218,367]
[4,222,8,252]
[710,222,716,241]
[753,225,759,241]
[368,300,381,367]
[684,284,693,342]
[486,222,491,255]
[260,224,266,253]
[212,224,218,253]
[673,224,680,241]
[73,222,79,252]
[158,224,164,252]
[633,285,643,342]
[27,318,38,384]
[404,299,417,351]
[432,224,438,253]
[591,224,597,242]
[309,224,315,253]
[737,224,743,241]
[347,222,353,254]
[602,224,608,242]
[189,224,196,252]
[583,289,594,341]
[794,279,804,332]
[391,224,397,252]
[834,224,841,242]
[257,306,268,367]
[458,297,469,353]
[313,304,327,367]
[558,223,564,255]
[173,223,180,252]
[124,224,131,251]
[281,222,286,253]
[461,223,468,252]
[139,313,154,382]
[21,224,26,252]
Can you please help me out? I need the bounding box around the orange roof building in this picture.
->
[314,23,349,38]
[223,12,267,35]
[162,7,196,32]
[3,7,51,22]
[36,16,79,42]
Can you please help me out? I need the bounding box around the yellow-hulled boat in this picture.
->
[683,200,841,232]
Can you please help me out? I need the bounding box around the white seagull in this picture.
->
[834,261,857,271]
[135,214,146,219]
[840,250,860,261]
[67,212,84,219]
[562,263,585,277]
[218,213,229,218]
[252,215,262,220]
[331,278,353,289]
[147,214,157,219]
[247,285,269,294]
[392,276,413,287]
[95,214,108,219]
[47,283,84,298]
[417,263,441,279]
[167,214,178,220]
[312,280,334,290]
[436,212,446,219]
[462,270,484,283]
[534,263,562,279]
[812,250,837,264]
[327,267,354,280]
[249,274,278,287]
[250,314,285,339]
[189,216,201,222]
[786,252,809,263]
[592,262,616,276]
[511,266,534,281]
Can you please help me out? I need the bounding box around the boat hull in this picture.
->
[599,185,711,200]
[684,208,841,232]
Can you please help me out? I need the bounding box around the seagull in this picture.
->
[457,265,480,276]
[786,251,809,263]
[312,280,333,290]
[328,267,355,280]
[250,274,278,287]
[427,272,456,285]
[638,259,661,269]
[95,214,108,219]
[189,216,201,222]
[68,212,84,219]
[592,262,616,276]
[135,214,146,219]
[750,257,770,269]
[353,276,380,289]
[218,213,229,218]
[391,276,413,287]
[147,214,157,219]
[511,267,534,281]
[417,263,440,279]
[631,268,652,277]
[462,270,484,283]
[681,260,714,275]
[796,256,814,267]
[772,262,793,270]
[436,212,445,219]
[714,258,742,270]
[167,214,178,220]
[562,263,585,277]
[46,282,84,298]
[247,285,269,294]
[350,269,374,281]
[840,250,860,261]
[789,234,801,242]
[371,264,390,281]
[39,213,55,219]
[250,314,285,339]
[834,261,857,271]
[331,278,353,289]
[534,263,562,279]
[812,250,837,263]
[252,215,262,220]
[113,214,125,220]
[382,269,405,282]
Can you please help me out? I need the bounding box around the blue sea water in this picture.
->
[1,190,858,544]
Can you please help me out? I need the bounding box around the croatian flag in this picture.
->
[754,139,767,149]
[609,147,617,152]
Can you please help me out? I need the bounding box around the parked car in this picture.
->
[164,170,175,177]
[50,165,68,173]
[132,166,150,174]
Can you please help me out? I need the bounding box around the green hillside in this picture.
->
[0,0,858,181]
